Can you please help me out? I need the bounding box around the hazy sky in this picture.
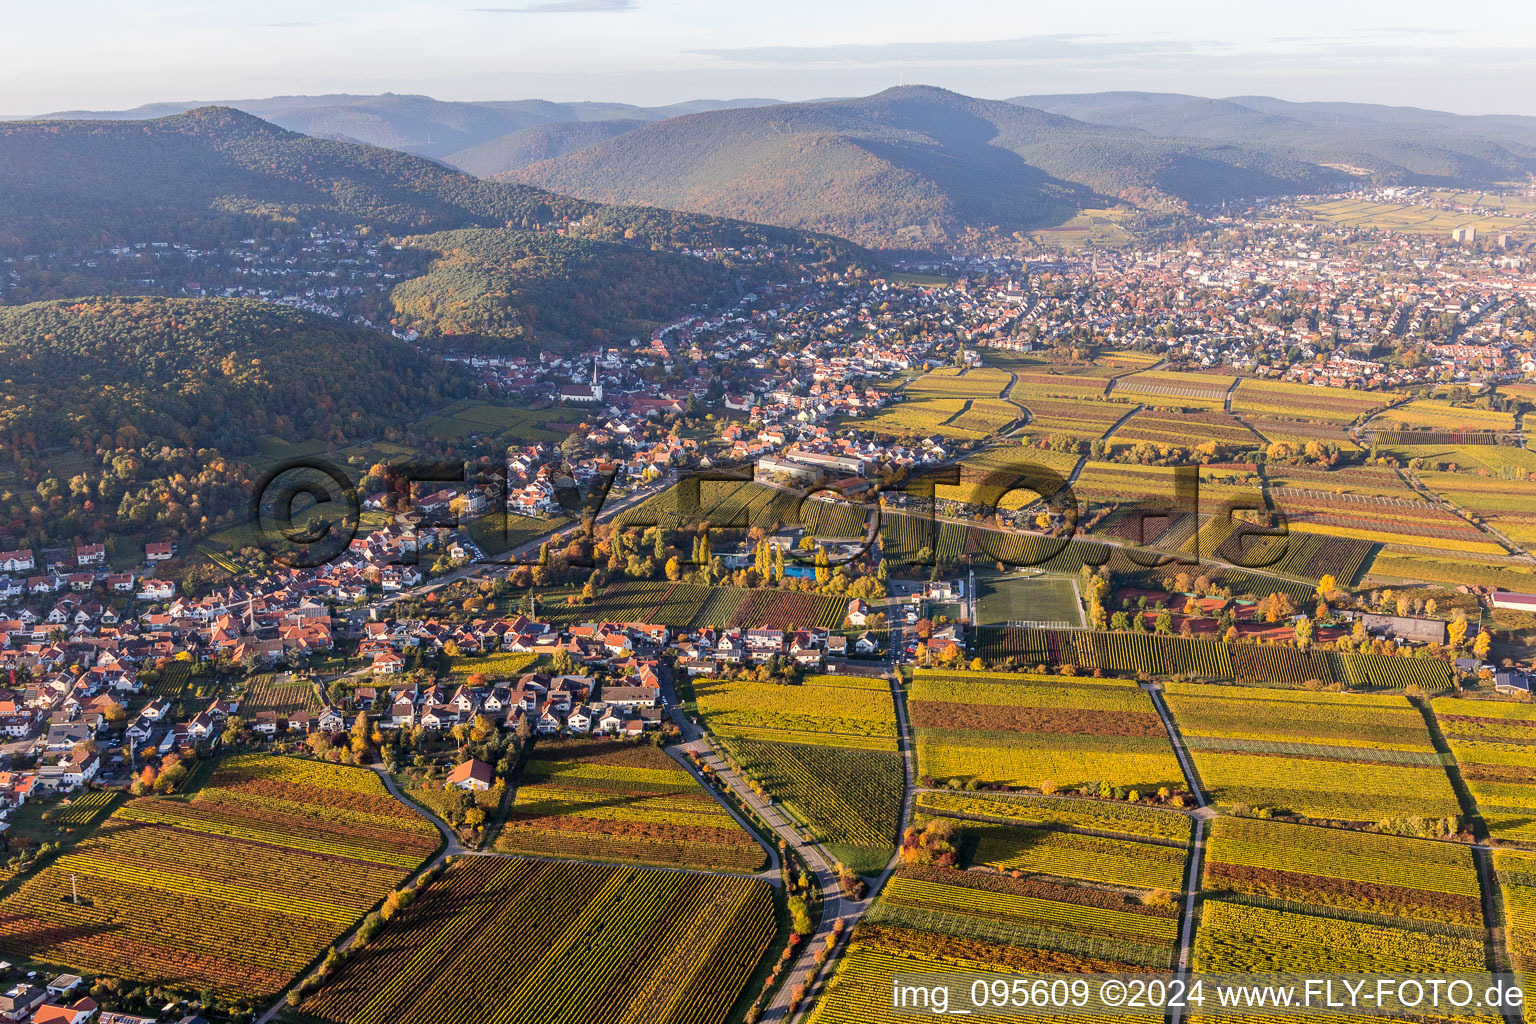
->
[6,0,1536,115]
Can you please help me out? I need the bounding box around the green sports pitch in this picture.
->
[974,573,1084,628]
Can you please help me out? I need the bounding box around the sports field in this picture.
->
[974,573,1083,628]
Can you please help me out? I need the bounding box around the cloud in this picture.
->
[471,0,633,12]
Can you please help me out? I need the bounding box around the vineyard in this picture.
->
[810,796,1182,1024]
[1229,378,1387,424]
[1110,408,1256,448]
[0,754,440,998]
[301,856,774,1024]
[1195,817,1487,977]
[541,579,847,631]
[494,737,765,873]
[615,478,798,533]
[914,790,1192,845]
[1495,848,1536,984]
[1421,467,1536,554]
[974,627,1234,678]
[42,789,120,830]
[150,660,193,699]
[1434,699,1536,842]
[1272,490,1507,557]
[696,673,899,744]
[440,651,539,682]
[699,675,903,870]
[1161,683,1460,822]
[618,478,875,541]
[909,669,1185,792]
[729,740,903,872]
[878,510,1319,603]
[1201,520,1374,585]
[974,626,1454,692]
[241,673,323,715]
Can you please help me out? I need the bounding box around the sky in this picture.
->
[6,0,1536,116]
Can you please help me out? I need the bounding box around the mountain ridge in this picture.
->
[501,85,1346,250]
[22,93,784,159]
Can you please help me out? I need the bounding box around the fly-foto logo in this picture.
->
[248,455,1298,573]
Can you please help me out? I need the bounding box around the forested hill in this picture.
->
[0,296,469,455]
[0,106,866,262]
[0,107,576,252]
[390,228,731,350]
[444,119,648,178]
[506,85,1346,251]
[1011,92,1536,183]
[0,296,474,552]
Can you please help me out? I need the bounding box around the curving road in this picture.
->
[667,664,917,1024]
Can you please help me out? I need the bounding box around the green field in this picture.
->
[974,573,1083,628]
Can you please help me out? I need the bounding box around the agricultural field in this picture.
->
[1002,370,1132,443]
[1113,369,1235,410]
[494,737,765,873]
[1291,194,1533,235]
[1161,683,1461,823]
[0,754,440,998]
[240,673,323,716]
[1195,518,1375,584]
[1375,398,1515,434]
[1420,466,1536,552]
[1496,848,1536,986]
[973,572,1083,627]
[439,651,539,682]
[880,513,1307,597]
[699,674,902,871]
[414,400,569,444]
[1434,698,1536,843]
[916,790,1192,845]
[947,445,1079,510]
[540,579,847,631]
[1230,378,1387,424]
[1265,462,1423,500]
[1269,488,1508,557]
[1110,408,1256,450]
[732,739,902,873]
[810,797,1184,1024]
[1194,816,1487,978]
[1230,644,1454,692]
[975,628,1238,677]
[149,660,194,699]
[301,856,774,1024]
[851,368,1024,440]
[909,669,1185,793]
[697,673,898,747]
[615,478,800,533]
[1365,549,1536,591]
[466,508,570,558]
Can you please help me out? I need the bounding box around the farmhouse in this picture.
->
[446,758,495,791]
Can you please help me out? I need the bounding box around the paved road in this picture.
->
[1142,681,1212,1024]
[676,731,848,1023]
[668,661,918,1024]
[666,745,784,885]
